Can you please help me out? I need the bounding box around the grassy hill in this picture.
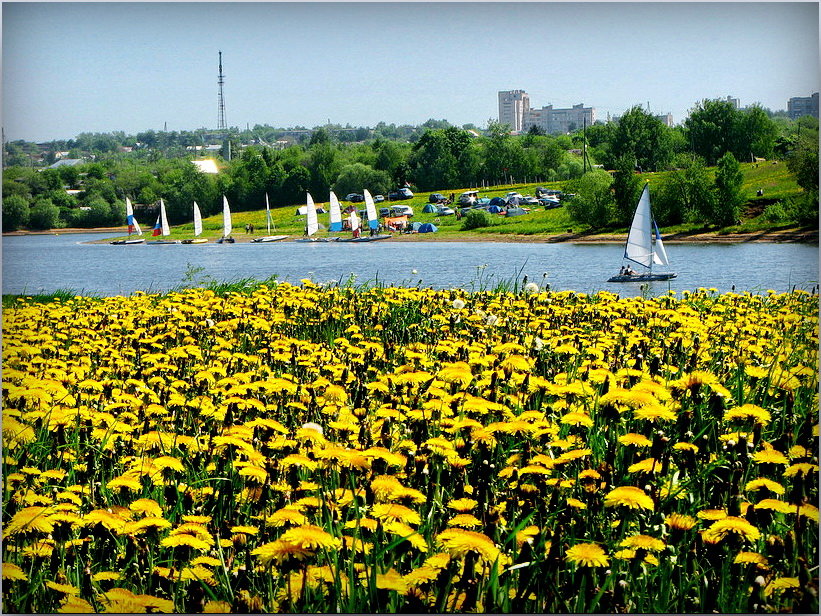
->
[115,161,811,242]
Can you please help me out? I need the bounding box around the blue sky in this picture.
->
[3,2,819,142]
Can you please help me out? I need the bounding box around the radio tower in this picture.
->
[217,51,226,132]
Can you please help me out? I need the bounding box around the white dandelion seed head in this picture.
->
[524,282,539,294]
[301,422,323,436]
[452,298,466,310]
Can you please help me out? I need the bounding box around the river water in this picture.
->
[2,233,818,298]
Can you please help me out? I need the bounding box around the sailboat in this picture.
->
[147,199,181,244]
[339,189,391,242]
[217,196,235,243]
[294,192,336,242]
[182,201,208,244]
[328,191,343,232]
[608,184,676,282]
[252,193,288,243]
[110,197,145,244]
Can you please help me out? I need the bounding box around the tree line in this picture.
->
[2,99,817,232]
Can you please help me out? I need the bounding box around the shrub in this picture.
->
[28,199,60,230]
[461,209,493,230]
[2,194,30,231]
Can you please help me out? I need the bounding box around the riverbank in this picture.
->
[5,226,818,244]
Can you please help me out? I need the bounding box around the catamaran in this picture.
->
[147,199,181,244]
[110,197,145,244]
[182,201,208,244]
[252,193,288,243]
[217,196,235,243]
[608,184,676,282]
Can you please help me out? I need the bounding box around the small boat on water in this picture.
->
[182,201,208,244]
[216,196,235,244]
[147,199,181,244]
[328,191,343,232]
[294,192,337,242]
[608,184,676,282]
[110,197,145,244]
[252,194,288,243]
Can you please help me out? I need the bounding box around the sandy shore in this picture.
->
[4,226,818,244]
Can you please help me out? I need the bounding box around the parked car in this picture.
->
[458,190,479,205]
[374,194,385,203]
[540,197,562,209]
[388,187,414,201]
[435,205,455,215]
[428,192,447,204]
[346,193,364,203]
[389,204,414,217]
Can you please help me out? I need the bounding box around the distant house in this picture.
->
[191,159,219,174]
[47,158,84,169]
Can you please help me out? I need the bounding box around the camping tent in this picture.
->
[505,207,527,217]
[489,197,505,206]
[422,203,438,213]
[488,205,503,214]
[418,222,438,233]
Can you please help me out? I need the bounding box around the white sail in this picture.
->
[159,199,170,236]
[193,201,203,236]
[265,193,272,233]
[653,221,669,266]
[624,184,653,268]
[363,189,378,230]
[222,196,232,238]
[306,192,319,236]
[328,191,343,232]
[350,210,360,232]
[126,197,142,235]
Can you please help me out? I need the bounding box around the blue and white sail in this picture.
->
[328,191,343,232]
[125,197,142,236]
[363,189,379,230]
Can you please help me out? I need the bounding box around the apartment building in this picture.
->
[498,90,595,134]
[787,93,819,119]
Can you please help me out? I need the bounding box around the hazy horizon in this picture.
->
[3,2,819,143]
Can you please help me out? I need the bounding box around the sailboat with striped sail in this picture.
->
[110,197,145,244]
[608,184,676,282]
[147,199,180,244]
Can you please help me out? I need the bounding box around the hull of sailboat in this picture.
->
[337,235,391,243]
[110,238,145,245]
[608,273,677,283]
[181,238,209,244]
[251,235,289,243]
[146,240,181,245]
[293,237,339,243]
[217,237,235,244]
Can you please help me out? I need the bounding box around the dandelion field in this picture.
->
[2,283,818,613]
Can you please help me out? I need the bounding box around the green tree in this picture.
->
[281,166,311,205]
[740,105,778,161]
[28,198,60,230]
[307,143,340,198]
[2,194,30,231]
[612,155,643,225]
[653,159,715,225]
[409,130,458,190]
[566,170,614,227]
[332,163,391,198]
[685,98,740,165]
[609,106,673,171]
[786,122,820,226]
[713,152,744,226]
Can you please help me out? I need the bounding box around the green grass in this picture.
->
[106,162,810,243]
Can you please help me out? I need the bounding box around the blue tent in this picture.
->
[489,197,505,206]
[422,203,438,213]
[418,222,438,233]
[411,221,424,231]
[488,205,503,214]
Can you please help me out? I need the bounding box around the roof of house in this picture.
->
[47,159,84,168]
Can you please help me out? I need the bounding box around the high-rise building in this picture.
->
[787,93,819,119]
[498,90,530,132]
[498,90,595,134]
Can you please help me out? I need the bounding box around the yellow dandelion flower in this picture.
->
[734,551,768,568]
[252,539,314,565]
[372,503,421,526]
[160,534,211,551]
[751,448,789,465]
[403,565,440,588]
[3,506,54,536]
[628,458,661,474]
[92,572,121,582]
[436,528,500,562]
[280,524,341,550]
[764,577,800,597]
[672,442,699,453]
[754,499,794,514]
[633,405,677,422]
[696,509,727,521]
[45,581,81,595]
[153,456,185,472]
[604,486,654,511]
[724,404,771,426]
[106,475,142,492]
[2,562,28,581]
[447,497,478,512]
[561,411,594,427]
[620,534,666,551]
[447,514,483,528]
[203,600,233,613]
[783,462,819,478]
[744,365,769,379]
[57,597,95,613]
[661,514,695,532]
[376,568,407,593]
[128,498,163,517]
[618,433,653,447]
[567,498,587,509]
[383,521,429,552]
[565,543,609,567]
[702,516,760,543]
